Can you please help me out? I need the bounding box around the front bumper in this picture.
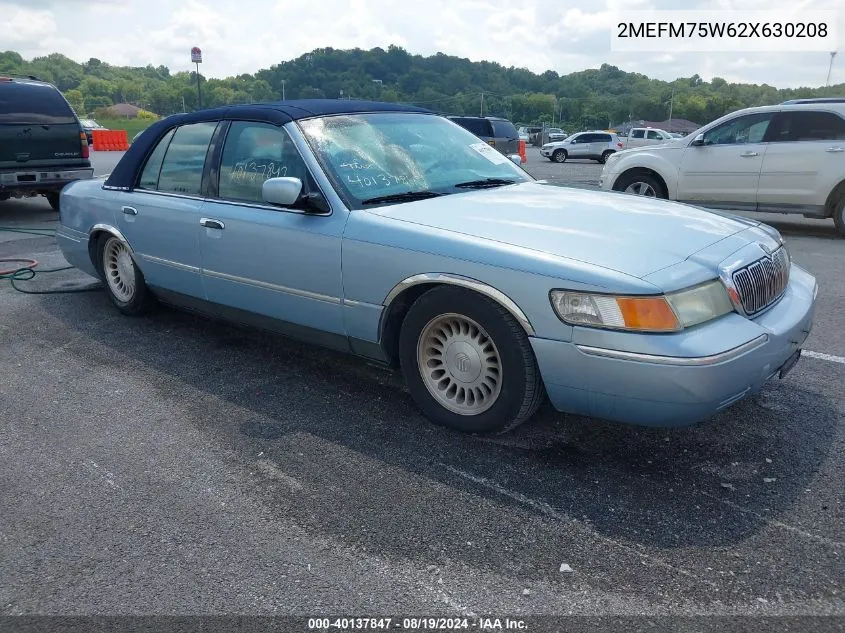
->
[597,167,617,190]
[531,265,817,427]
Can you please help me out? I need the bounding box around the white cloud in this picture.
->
[0,0,842,88]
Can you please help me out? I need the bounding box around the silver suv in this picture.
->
[541,131,624,163]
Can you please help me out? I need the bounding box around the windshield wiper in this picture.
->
[453,178,517,189]
[361,190,444,205]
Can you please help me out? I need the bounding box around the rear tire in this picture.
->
[599,150,613,164]
[834,195,845,238]
[45,192,60,211]
[98,234,154,315]
[552,149,567,163]
[398,286,544,434]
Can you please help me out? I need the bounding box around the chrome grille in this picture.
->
[732,247,790,315]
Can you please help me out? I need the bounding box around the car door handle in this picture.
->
[121,206,137,215]
[739,151,759,157]
[826,147,845,153]
[200,218,225,230]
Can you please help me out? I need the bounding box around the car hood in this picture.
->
[366,182,755,279]
[615,138,688,156]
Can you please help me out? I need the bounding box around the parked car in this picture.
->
[600,102,845,236]
[0,74,93,210]
[546,127,567,142]
[448,116,520,156]
[79,118,107,146]
[541,131,624,163]
[622,127,675,149]
[56,99,816,434]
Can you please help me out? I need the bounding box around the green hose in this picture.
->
[0,226,101,294]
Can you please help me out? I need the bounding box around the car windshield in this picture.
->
[298,112,532,209]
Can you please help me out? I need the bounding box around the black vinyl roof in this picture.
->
[104,99,432,189]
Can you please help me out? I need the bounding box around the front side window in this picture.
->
[154,122,217,195]
[702,113,773,145]
[218,121,309,204]
[299,112,532,209]
[647,130,663,140]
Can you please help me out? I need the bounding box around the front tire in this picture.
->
[552,149,567,163]
[612,171,667,198]
[98,234,154,315]
[398,286,544,434]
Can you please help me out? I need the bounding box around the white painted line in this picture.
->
[804,350,845,365]
[445,465,714,585]
[701,493,845,549]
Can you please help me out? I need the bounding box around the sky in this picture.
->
[0,0,842,88]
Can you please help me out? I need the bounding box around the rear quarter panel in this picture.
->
[56,179,118,277]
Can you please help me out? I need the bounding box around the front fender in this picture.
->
[609,151,681,199]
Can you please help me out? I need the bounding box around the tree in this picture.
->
[5,46,843,123]
[65,89,85,115]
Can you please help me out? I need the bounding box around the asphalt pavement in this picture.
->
[0,150,843,627]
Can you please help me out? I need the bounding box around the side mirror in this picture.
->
[262,177,302,206]
[508,154,522,165]
[691,133,705,146]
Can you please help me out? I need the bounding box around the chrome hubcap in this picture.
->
[417,313,502,416]
[104,238,136,303]
[624,181,656,196]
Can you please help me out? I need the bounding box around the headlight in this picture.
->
[550,280,733,332]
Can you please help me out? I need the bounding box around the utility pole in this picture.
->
[667,86,675,128]
[826,52,838,92]
[480,92,484,117]
[282,79,286,100]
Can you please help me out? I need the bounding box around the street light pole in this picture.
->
[826,51,838,91]
[195,62,202,109]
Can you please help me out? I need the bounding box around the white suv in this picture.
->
[541,131,624,163]
[599,100,845,237]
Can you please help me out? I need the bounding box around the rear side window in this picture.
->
[490,119,517,139]
[767,111,845,142]
[0,82,76,124]
[595,134,611,142]
[630,129,645,138]
[451,118,492,137]
[218,121,309,204]
[156,122,218,195]
[138,128,176,189]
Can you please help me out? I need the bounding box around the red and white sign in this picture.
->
[190,47,202,63]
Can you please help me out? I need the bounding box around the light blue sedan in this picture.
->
[55,100,817,434]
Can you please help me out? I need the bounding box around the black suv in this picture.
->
[0,75,93,210]
[447,116,520,156]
